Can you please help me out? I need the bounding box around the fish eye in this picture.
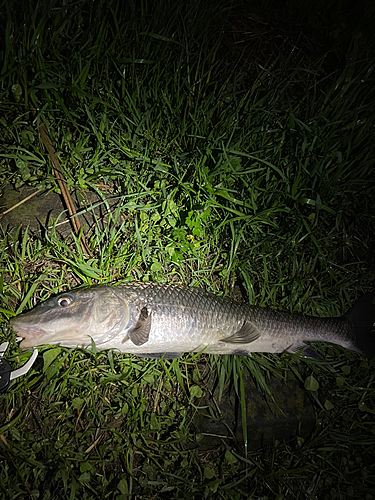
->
[57,294,74,307]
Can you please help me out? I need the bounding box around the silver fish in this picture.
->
[10,282,375,358]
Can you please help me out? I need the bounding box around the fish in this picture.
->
[10,282,375,358]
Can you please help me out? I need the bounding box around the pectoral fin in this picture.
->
[220,321,261,344]
[129,307,151,346]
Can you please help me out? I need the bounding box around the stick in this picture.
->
[0,189,40,217]
[30,104,92,256]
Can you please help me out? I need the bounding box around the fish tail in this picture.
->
[346,293,375,357]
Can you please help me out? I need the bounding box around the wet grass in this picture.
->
[1,0,375,498]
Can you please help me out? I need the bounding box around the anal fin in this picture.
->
[287,343,321,359]
[136,352,182,359]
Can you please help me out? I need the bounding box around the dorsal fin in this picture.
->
[220,321,260,344]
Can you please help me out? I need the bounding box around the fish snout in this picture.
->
[10,318,47,348]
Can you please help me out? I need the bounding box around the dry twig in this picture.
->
[30,104,92,256]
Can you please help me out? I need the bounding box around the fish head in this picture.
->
[10,286,130,349]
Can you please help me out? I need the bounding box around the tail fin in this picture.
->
[346,293,375,357]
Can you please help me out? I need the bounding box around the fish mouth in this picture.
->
[11,324,48,348]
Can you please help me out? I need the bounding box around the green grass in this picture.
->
[1,0,375,498]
